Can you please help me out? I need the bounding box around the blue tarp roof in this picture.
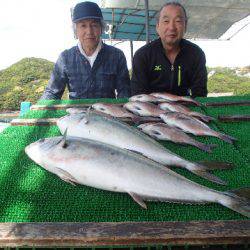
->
[102,8,158,41]
[100,0,250,41]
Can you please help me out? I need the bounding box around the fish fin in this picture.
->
[217,132,237,144]
[193,115,215,123]
[221,188,250,218]
[55,167,78,186]
[128,192,147,209]
[174,113,195,122]
[131,115,144,125]
[229,188,250,200]
[82,106,92,124]
[145,132,160,140]
[129,150,147,158]
[191,170,227,185]
[202,115,215,122]
[59,129,69,148]
[190,99,202,106]
[180,99,201,107]
[197,161,234,170]
[195,143,217,153]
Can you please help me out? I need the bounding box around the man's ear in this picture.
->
[184,20,188,33]
[73,23,78,39]
[156,23,159,36]
[184,25,187,33]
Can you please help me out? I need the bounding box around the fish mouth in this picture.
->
[25,142,42,165]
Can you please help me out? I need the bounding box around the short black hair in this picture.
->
[156,1,188,25]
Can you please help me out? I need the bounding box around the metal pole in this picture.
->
[130,40,134,69]
[144,0,150,43]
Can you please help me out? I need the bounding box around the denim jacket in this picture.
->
[41,43,131,99]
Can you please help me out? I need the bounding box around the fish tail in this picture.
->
[217,132,237,144]
[189,160,234,185]
[220,188,250,218]
[197,161,234,170]
[195,142,217,153]
[131,115,145,125]
[191,169,227,185]
[204,115,215,121]
[195,116,210,123]
[194,114,215,123]
[190,99,202,106]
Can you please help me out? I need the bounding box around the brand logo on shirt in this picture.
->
[154,65,162,71]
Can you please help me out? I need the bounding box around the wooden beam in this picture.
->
[205,101,250,107]
[10,117,161,126]
[31,103,125,111]
[218,115,250,122]
[0,112,19,118]
[11,118,58,126]
[0,220,249,247]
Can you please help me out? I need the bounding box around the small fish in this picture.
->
[138,122,216,153]
[124,101,165,117]
[57,111,232,185]
[159,102,214,123]
[92,103,137,119]
[151,92,201,106]
[25,135,250,217]
[129,94,165,103]
[160,112,236,144]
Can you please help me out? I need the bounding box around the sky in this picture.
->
[0,0,249,71]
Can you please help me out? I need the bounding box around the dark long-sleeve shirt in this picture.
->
[131,38,207,97]
[41,43,131,99]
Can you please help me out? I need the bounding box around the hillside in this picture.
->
[0,58,249,111]
[0,58,54,111]
[207,66,250,96]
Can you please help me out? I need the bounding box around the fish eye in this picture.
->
[152,130,161,136]
[39,138,45,143]
[134,106,142,111]
[100,107,105,111]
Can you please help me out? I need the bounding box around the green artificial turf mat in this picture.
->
[36,98,128,105]
[202,101,250,162]
[197,95,250,104]
[22,110,67,119]
[0,96,249,223]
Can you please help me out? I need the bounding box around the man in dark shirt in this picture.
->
[41,1,130,100]
[131,2,207,98]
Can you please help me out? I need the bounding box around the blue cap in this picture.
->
[72,1,103,23]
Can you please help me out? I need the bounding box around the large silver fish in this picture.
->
[160,112,236,144]
[138,122,216,153]
[151,92,201,106]
[57,110,231,184]
[158,102,214,123]
[25,135,250,217]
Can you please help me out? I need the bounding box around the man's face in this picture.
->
[156,5,186,47]
[76,19,102,50]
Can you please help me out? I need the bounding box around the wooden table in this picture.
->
[0,220,249,247]
[1,96,250,248]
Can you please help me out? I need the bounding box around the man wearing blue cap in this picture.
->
[41,1,130,99]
